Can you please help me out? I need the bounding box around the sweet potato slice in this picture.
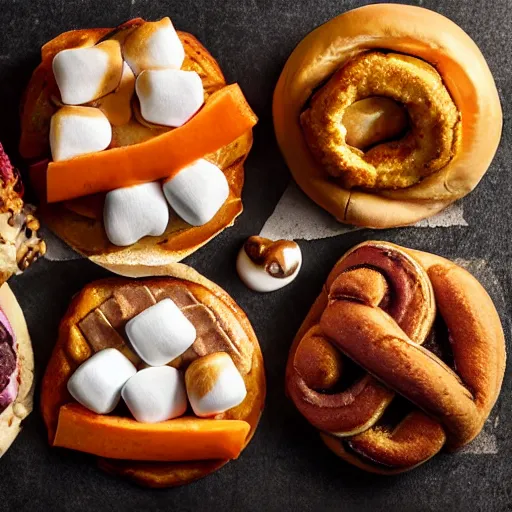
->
[53,403,251,461]
[45,84,257,203]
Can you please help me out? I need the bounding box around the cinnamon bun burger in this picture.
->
[41,263,265,487]
[273,4,502,228]
[20,17,257,269]
[286,241,506,474]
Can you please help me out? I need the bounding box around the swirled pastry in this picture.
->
[273,4,502,228]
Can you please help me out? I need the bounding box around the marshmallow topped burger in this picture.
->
[0,144,43,458]
[41,264,265,487]
[20,17,257,271]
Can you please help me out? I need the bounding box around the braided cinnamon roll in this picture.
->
[286,241,506,473]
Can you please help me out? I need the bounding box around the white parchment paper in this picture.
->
[260,181,468,240]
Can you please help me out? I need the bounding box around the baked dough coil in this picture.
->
[273,4,502,228]
[286,241,506,473]
[301,52,462,189]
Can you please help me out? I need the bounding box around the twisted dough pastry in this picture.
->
[286,241,506,473]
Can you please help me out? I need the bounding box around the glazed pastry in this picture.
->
[0,144,45,281]
[41,263,265,487]
[273,4,502,228]
[236,236,302,292]
[0,283,34,458]
[20,17,257,270]
[286,241,506,473]
[0,144,43,457]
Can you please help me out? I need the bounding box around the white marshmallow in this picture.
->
[185,353,246,417]
[52,40,123,105]
[123,17,185,75]
[236,242,302,292]
[125,298,196,366]
[67,348,136,414]
[163,159,229,226]
[136,69,204,127]
[50,106,112,162]
[122,366,187,423]
[103,182,169,246]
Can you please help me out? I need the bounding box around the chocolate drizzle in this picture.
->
[244,236,300,278]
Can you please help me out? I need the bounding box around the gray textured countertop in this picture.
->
[0,0,510,510]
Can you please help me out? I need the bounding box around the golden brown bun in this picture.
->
[286,241,506,474]
[40,263,265,487]
[20,19,253,266]
[0,284,34,458]
[273,4,502,228]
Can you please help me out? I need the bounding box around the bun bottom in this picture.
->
[0,284,34,458]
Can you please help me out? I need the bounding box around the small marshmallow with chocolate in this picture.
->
[103,182,169,246]
[237,236,302,292]
[163,159,229,226]
[123,17,185,75]
[125,299,196,366]
[49,106,112,162]
[185,352,246,417]
[121,366,187,423]
[136,69,204,127]
[52,40,123,105]
[67,348,137,414]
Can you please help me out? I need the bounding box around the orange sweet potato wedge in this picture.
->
[53,403,251,461]
[44,84,257,203]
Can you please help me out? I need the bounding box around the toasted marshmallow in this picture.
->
[163,159,229,226]
[123,17,185,75]
[136,69,204,127]
[50,106,112,162]
[185,352,246,417]
[103,182,169,246]
[125,298,196,366]
[97,62,135,126]
[236,236,302,292]
[67,348,136,414]
[52,40,123,105]
[122,366,187,423]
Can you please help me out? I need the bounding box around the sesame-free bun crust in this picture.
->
[40,263,265,487]
[273,4,502,228]
[20,19,253,266]
[0,284,34,458]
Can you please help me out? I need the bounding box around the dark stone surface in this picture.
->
[0,0,511,510]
